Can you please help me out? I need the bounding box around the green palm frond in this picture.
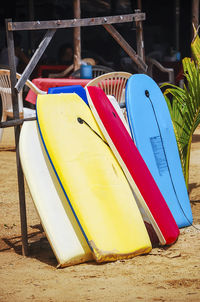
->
[191,24,200,65]
[161,56,200,189]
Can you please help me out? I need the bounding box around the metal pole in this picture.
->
[5,19,29,256]
[0,116,36,128]
[73,0,81,70]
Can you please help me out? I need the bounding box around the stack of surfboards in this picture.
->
[19,80,183,268]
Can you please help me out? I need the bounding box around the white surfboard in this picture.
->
[107,95,131,136]
[19,121,93,267]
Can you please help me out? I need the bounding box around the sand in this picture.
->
[0,126,200,302]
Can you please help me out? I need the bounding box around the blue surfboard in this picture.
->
[125,74,193,228]
[48,85,88,105]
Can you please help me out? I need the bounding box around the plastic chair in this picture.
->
[71,65,115,79]
[146,57,175,85]
[86,71,131,104]
[86,71,131,121]
[0,69,46,141]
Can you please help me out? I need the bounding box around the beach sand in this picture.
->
[0,126,200,302]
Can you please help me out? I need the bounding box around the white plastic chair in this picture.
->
[86,71,131,104]
[86,71,131,121]
[146,57,175,85]
[0,69,46,141]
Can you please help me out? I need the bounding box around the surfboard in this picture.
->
[19,121,93,267]
[125,74,193,228]
[86,86,180,246]
[36,93,152,263]
[107,95,131,136]
[48,85,88,105]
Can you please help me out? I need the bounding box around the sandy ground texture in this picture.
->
[0,126,200,302]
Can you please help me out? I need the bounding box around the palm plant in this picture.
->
[191,24,200,65]
[161,27,200,189]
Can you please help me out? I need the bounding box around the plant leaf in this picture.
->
[162,52,200,188]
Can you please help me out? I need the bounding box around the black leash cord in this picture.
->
[77,117,109,147]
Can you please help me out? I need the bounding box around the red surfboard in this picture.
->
[86,86,179,245]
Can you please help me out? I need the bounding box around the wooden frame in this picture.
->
[1,10,146,256]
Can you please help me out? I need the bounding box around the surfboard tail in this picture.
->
[89,240,151,263]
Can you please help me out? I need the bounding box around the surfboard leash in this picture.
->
[77,117,109,147]
[145,89,200,232]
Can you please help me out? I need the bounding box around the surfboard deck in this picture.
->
[86,86,180,246]
[125,74,193,228]
[48,85,88,105]
[36,93,152,262]
[19,121,92,267]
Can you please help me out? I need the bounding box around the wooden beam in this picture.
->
[103,24,147,72]
[15,29,56,93]
[73,0,81,71]
[8,13,146,31]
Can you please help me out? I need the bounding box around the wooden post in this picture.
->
[137,0,142,10]
[192,0,199,29]
[135,9,145,65]
[73,0,81,71]
[175,0,180,52]
[28,0,35,55]
[6,19,29,256]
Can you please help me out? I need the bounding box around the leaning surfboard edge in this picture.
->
[28,190,92,268]
[19,121,93,268]
[25,175,92,268]
[35,106,95,256]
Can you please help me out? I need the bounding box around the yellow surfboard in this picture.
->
[36,93,152,262]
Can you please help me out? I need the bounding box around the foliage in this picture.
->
[191,25,200,65]
[161,28,200,189]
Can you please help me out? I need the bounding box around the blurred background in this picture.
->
[0,0,196,76]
